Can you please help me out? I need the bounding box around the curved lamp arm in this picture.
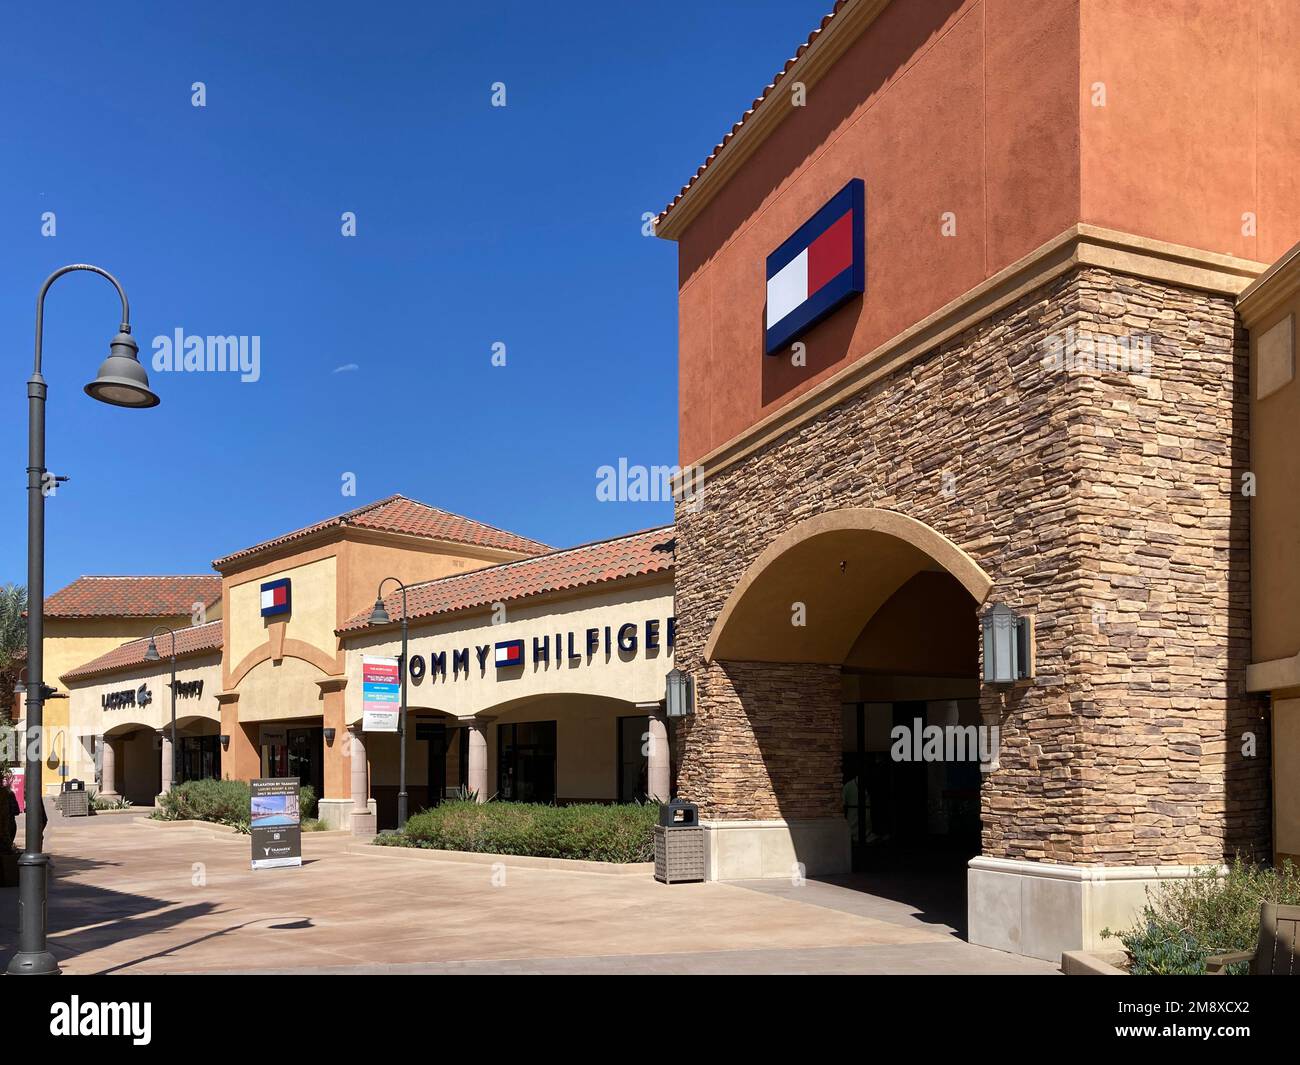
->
[146,624,177,661]
[377,576,409,619]
[34,264,131,374]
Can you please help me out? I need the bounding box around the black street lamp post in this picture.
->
[7,264,159,977]
[144,626,178,791]
[368,578,410,830]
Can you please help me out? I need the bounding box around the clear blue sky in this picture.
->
[0,0,830,590]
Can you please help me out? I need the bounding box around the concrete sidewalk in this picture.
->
[1,814,1058,975]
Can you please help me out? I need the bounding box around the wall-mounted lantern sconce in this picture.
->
[665,667,695,718]
[219,734,230,749]
[323,728,336,746]
[981,603,1031,685]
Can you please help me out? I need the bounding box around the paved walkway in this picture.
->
[1,814,1058,974]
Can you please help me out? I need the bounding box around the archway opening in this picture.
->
[702,509,989,930]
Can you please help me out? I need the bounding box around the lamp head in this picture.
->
[369,597,391,626]
[143,637,160,663]
[84,328,160,408]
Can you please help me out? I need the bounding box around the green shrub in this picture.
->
[155,778,251,828]
[1105,858,1300,974]
[154,778,320,833]
[298,784,317,820]
[376,800,657,863]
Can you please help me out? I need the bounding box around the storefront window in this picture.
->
[497,721,556,804]
[178,736,221,783]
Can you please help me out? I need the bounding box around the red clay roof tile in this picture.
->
[212,494,550,570]
[339,526,675,634]
[61,620,224,683]
[44,575,222,619]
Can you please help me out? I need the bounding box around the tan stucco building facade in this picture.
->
[57,499,676,839]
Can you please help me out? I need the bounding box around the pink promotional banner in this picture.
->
[8,768,24,813]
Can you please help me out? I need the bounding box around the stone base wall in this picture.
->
[675,661,841,821]
[674,266,1270,867]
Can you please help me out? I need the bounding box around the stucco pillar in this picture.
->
[100,737,118,799]
[316,678,355,830]
[348,724,376,836]
[639,703,670,802]
[218,693,259,782]
[157,729,173,801]
[466,721,487,803]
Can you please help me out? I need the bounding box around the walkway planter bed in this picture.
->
[373,800,657,865]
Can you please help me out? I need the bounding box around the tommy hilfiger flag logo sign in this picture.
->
[260,578,291,618]
[494,639,524,667]
[764,178,865,355]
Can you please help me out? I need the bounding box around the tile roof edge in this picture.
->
[60,620,225,683]
[336,524,676,636]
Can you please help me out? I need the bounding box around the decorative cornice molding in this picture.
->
[1238,239,1300,327]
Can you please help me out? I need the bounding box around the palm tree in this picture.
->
[0,584,27,727]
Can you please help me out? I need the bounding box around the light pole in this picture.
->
[368,578,409,829]
[8,264,159,977]
[144,626,177,790]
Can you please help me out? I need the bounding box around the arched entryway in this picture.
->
[102,722,161,807]
[690,508,992,904]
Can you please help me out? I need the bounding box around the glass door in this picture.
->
[497,721,557,804]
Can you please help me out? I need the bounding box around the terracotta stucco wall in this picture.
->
[675,0,1081,463]
[672,0,1300,465]
[1079,0,1300,266]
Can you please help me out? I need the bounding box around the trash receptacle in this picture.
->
[57,779,89,817]
[654,800,704,884]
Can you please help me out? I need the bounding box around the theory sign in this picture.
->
[764,178,865,355]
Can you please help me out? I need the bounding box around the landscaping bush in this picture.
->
[376,800,657,863]
[299,784,317,820]
[155,778,251,828]
[1105,857,1300,974]
[154,778,317,834]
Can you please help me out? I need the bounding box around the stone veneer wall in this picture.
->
[673,266,1270,866]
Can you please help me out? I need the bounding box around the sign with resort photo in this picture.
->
[250,778,301,870]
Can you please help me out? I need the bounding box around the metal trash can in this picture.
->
[654,800,705,884]
[57,779,89,818]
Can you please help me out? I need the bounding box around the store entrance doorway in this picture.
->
[261,724,323,795]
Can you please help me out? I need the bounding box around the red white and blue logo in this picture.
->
[494,639,524,668]
[260,578,291,618]
[765,178,865,355]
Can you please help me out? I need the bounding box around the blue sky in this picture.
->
[0,0,830,590]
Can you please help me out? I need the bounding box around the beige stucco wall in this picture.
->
[1246,286,1300,669]
[341,536,525,632]
[227,556,338,668]
[26,614,206,790]
[343,578,675,723]
[63,655,222,788]
[1275,699,1300,864]
[235,656,331,723]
